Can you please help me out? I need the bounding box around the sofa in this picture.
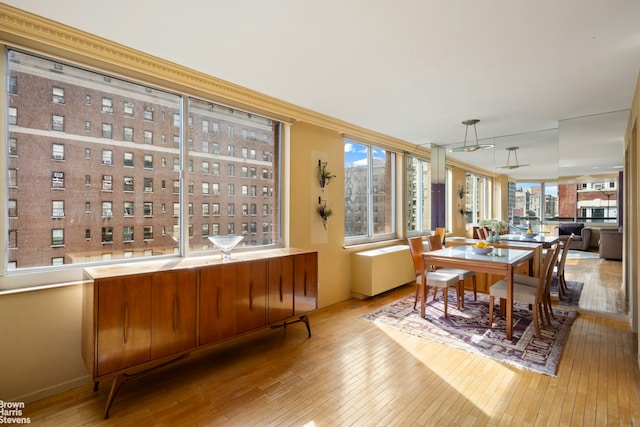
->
[599,229,623,260]
[555,223,593,251]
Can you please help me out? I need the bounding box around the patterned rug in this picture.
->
[550,276,584,307]
[360,291,577,376]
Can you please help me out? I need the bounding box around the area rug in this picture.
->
[360,292,577,376]
[550,276,584,308]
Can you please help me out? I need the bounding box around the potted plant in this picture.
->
[478,219,509,235]
[318,161,336,189]
[317,203,333,230]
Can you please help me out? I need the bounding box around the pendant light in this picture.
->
[449,119,495,152]
[498,146,530,169]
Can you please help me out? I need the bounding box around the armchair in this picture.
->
[554,223,593,251]
[599,229,622,260]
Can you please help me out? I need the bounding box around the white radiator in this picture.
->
[351,245,416,299]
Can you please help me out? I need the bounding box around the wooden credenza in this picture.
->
[81,249,318,418]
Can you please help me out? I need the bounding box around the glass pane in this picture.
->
[345,142,369,238]
[406,156,431,232]
[187,97,280,253]
[7,50,180,270]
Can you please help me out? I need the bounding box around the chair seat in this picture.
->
[417,271,460,287]
[489,279,537,305]
[438,267,476,280]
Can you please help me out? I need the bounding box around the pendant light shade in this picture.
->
[498,146,530,169]
[449,119,495,152]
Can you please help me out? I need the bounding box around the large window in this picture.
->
[464,173,492,225]
[5,49,281,274]
[344,140,396,243]
[406,155,431,233]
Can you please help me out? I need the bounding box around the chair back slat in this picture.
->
[407,237,425,277]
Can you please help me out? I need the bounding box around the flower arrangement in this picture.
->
[478,219,509,234]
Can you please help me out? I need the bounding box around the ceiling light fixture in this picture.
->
[449,119,495,152]
[498,146,530,169]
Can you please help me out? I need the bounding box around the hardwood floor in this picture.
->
[24,256,639,426]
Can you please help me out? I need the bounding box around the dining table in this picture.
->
[422,245,534,340]
[498,233,559,249]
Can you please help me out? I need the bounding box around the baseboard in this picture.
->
[12,375,91,404]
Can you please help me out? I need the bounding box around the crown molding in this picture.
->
[0,3,411,151]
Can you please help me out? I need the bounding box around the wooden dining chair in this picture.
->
[407,237,461,318]
[554,234,574,298]
[434,227,446,245]
[513,243,560,326]
[477,227,489,240]
[427,235,477,302]
[488,247,556,339]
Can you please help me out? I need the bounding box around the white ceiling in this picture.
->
[5,1,640,180]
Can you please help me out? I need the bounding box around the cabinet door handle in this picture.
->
[216,287,221,319]
[279,276,283,302]
[172,295,178,331]
[304,272,308,296]
[123,302,129,344]
[249,281,253,311]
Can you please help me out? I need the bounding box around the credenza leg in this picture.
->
[270,315,311,338]
[104,374,127,419]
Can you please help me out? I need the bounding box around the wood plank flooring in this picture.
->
[23,256,639,426]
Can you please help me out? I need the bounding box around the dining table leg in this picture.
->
[506,265,513,340]
[421,264,427,318]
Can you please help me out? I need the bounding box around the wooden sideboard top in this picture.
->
[84,248,314,280]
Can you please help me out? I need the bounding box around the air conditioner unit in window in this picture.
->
[103,159,112,165]
[53,153,64,160]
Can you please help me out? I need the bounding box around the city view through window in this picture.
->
[7,50,280,271]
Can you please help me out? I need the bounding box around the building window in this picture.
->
[143,202,153,217]
[9,107,17,125]
[202,161,210,174]
[101,227,113,244]
[52,87,65,104]
[52,115,64,131]
[102,150,113,165]
[85,229,91,239]
[124,201,134,216]
[123,226,134,242]
[123,177,134,191]
[212,203,220,216]
[9,169,17,187]
[102,175,113,191]
[52,200,64,218]
[102,123,113,139]
[144,154,153,169]
[52,229,64,246]
[144,130,153,145]
[85,202,91,213]
[124,127,134,142]
[9,230,18,249]
[8,200,17,217]
[52,172,64,189]
[344,140,396,243]
[8,137,17,156]
[85,121,91,132]
[102,201,113,217]
[144,178,153,192]
[52,143,65,160]
[101,97,113,113]
[202,203,210,216]
[124,152,134,167]
[202,224,210,236]
[144,107,153,121]
[123,102,134,117]
[143,226,153,240]
[9,76,17,94]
